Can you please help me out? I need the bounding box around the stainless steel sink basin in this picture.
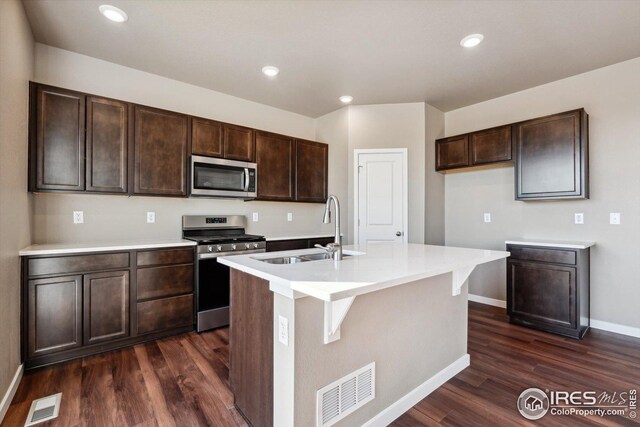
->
[257,252,352,264]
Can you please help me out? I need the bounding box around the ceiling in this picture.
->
[22,0,640,117]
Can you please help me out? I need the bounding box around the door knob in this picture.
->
[396,231,403,237]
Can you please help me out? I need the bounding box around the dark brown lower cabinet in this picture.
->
[230,269,273,427]
[507,244,590,339]
[266,236,334,252]
[22,246,195,369]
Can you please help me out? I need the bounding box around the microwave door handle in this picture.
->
[244,168,250,191]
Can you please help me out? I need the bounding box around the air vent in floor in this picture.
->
[25,393,62,427]
[317,362,375,427]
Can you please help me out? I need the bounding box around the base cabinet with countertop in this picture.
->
[21,244,196,369]
[506,241,592,339]
[265,236,334,252]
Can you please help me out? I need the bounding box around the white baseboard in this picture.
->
[468,295,640,339]
[0,364,23,424]
[591,319,640,338]
[362,354,470,427]
[468,293,506,308]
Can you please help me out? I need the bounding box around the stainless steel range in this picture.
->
[182,215,266,332]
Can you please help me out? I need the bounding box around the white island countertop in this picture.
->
[505,239,595,249]
[218,243,510,301]
[19,239,196,256]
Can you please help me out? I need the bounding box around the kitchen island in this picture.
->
[219,243,509,427]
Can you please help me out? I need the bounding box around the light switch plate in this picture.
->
[278,315,289,346]
[252,212,259,222]
[287,212,293,222]
[146,211,156,223]
[483,213,492,223]
[73,211,84,224]
[610,212,621,225]
[574,213,584,224]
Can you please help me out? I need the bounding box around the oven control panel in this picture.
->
[197,240,266,256]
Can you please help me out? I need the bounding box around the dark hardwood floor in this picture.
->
[3,302,639,427]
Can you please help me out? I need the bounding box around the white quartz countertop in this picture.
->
[218,243,510,301]
[19,239,196,256]
[505,239,595,249]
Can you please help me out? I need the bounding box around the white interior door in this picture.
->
[355,149,407,245]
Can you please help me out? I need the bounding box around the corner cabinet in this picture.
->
[22,246,195,369]
[514,109,589,200]
[507,243,590,339]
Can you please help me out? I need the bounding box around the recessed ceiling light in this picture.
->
[261,66,280,77]
[460,34,484,48]
[99,5,128,23]
[339,95,353,104]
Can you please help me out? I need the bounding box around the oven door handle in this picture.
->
[244,168,250,192]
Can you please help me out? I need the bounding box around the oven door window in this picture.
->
[193,162,245,192]
[198,258,230,311]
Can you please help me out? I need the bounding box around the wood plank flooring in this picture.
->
[3,302,639,426]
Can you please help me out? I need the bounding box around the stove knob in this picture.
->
[207,246,213,252]
[253,243,259,249]
[216,245,222,252]
[231,244,237,250]
[245,243,251,249]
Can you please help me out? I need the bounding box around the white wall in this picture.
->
[32,44,337,242]
[444,58,640,329]
[0,0,33,411]
[425,104,445,245]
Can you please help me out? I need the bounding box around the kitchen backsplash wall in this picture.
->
[444,57,640,330]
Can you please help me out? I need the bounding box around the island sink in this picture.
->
[257,251,352,264]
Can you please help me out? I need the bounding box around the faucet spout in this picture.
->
[322,195,342,260]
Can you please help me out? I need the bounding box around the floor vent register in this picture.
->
[25,393,62,426]
[317,362,375,427]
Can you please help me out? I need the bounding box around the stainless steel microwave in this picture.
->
[190,155,257,199]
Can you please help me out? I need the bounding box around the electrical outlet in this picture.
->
[610,212,621,225]
[278,315,289,346]
[574,213,584,225]
[252,212,259,222]
[73,211,84,224]
[146,211,156,223]
[287,212,293,222]
[483,213,492,223]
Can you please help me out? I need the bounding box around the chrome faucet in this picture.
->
[315,195,342,261]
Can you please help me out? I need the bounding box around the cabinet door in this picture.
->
[133,106,189,196]
[515,109,588,200]
[470,125,512,166]
[223,123,255,162]
[295,139,328,203]
[28,275,83,357]
[32,84,85,191]
[507,260,576,329]
[83,271,130,345]
[256,131,295,200]
[192,117,223,158]
[265,239,309,252]
[86,96,129,193]
[435,135,469,171]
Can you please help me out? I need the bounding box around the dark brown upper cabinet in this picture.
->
[435,135,469,171]
[30,83,86,191]
[470,125,512,166]
[295,139,328,203]
[133,105,189,197]
[515,109,589,200]
[191,117,223,158]
[256,131,295,201]
[86,96,129,193]
[223,123,255,162]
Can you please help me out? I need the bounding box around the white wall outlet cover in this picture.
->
[278,315,289,346]
[610,212,621,225]
[252,212,259,222]
[287,212,293,222]
[574,213,584,224]
[483,213,492,223]
[146,211,156,223]
[73,211,84,224]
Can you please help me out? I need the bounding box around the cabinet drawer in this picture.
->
[508,246,576,265]
[137,295,194,334]
[136,248,194,267]
[137,264,193,300]
[28,253,130,277]
[266,239,308,252]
